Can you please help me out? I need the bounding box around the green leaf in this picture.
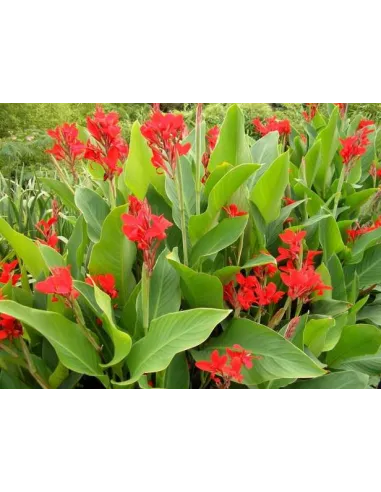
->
[319,216,345,261]
[327,254,347,301]
[167,249,224,309]
[189,163,258,244]
[124,121,165,199]
[251,132,279,165]
[251,152,290,224]
[89,205,136,304]
[113,308,230,386]
[40,178,77,211]
[0,301,102,377]
[74,188,110,243]
[165,352,190,389]
[0,217,47,279]
[304,318,336,357]
[201,318,325,385]
[327,324,381,368]
[39,245,65,269]
[314,108,340,195]
[204,163,233,197]
[288,371,369,389]
[304,139,322,188]
[345,245,381,289]
[338,351,381,376]
[93,284,132,368]
[208,104,252,172]
[67,216,88,279]
[349,227,381,264]
[190,216,248,267]
[345,189,378,209]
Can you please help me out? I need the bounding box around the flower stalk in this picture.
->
[175,156,189,266]
[195,103,203,215]
[142,264,151,335]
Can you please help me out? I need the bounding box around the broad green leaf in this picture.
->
[89,205,136,304]
[311,299,351,317]
[208,104,252,172]
[349,227,381,264]
[0,301,102,377]
[0,217,47,279]
[165,352,190,389]
[345,245,381,289]
[201,318,325,385]
[251,131,279,165]
[319,216,345,261]
[74,188,110,243]
[345,189,377,209]
[189,164,258,244]
[288,371,369,389]
[314,108,340,195]
[304,139,321,188]
[67,216,88,279]
[39,245,65,269]
[328,254,347,301]
[0,371,29,389]
[304,318,335,357]
[294,181,325,216]
[338,351,381,376]
[327,324,381,368]
[251,152,290,224]
[204,163,233,197]
[113,308,230,385]
[167,249,224,309]
[124,121,165,199]
[358,303,381,326]
[93,284,132,368]
[190,215,248,267]
[40,178,77,211]
[214,254,277,284]
[120,282,141,337]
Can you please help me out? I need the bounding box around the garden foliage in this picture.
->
[1,102,381,389]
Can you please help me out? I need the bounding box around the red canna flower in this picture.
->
[141,111,191,179]
[334,103,346,117]
[302,103,319,123]
[226,345,256,370]
[280,261,331,303]
[253,116,291,138]
[223,204,247,218]
[84,105,129,181]
[35,217,59,250]
[283,196,296,206]
[122,196,172,274]
[340,125,373,170]
[201,125,220,183]
[347,216,381,243]
[0,260,21,286]
[358,119,375,130]
[277,230,306,263]
[86,274,119,299]
[35,266,79,304]
[0,290,23,343]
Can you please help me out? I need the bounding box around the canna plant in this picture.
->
[1,102,381,389]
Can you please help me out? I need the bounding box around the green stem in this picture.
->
[49,362,69,389]
[294,299,303,319]
[175,157,189,266]
[0,342,19,358]
[333,166,346,219]
[195,104,203,215]
[72,300,102,352]
[50,156,75,193]
[20,338,50,389]
[109,179,117,209]
[142,264,151,335]
[237,233,245,266]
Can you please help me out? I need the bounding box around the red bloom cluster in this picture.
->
[122,196,172,274]
[334,103,346,117]
[35,267,79,305]
[224,270,284,312]
[302,103,319,123]
[358,119,375,130]
[283,196,296,206]
[141,110,191,178]
[223,204,247,218]
[85,106,129,181]
[0,260,21,286]
[196,345,259,388]
[253,116,291,137]
[277,231,331,303]
[36,217,59,250]
[0,291,23,343]
[340,126,374,168]
[347,217,381,243]
[201,126,220,183]
[86,274,118,299]
[46,124,86,179]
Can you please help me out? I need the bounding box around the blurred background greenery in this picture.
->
[1,103,380,178]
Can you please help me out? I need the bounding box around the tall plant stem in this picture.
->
[73,300,102,352]
[333,166,346,219]
[20,338,50,389]
[109,179,117,209]
[237,233,245,266]
[50,156,74,193]
[195,103,203,215]
[142,264,151,335]
[175,158,189,266]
